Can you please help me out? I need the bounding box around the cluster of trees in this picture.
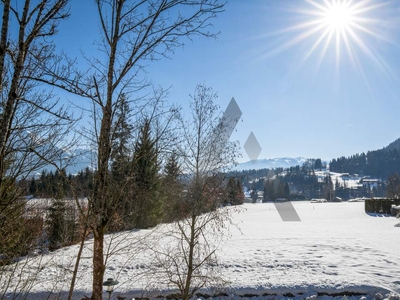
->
[225,177,245,205]
[329,149,400,179]
[22,168,95,199]
[262,178,290,201]
[238,164,390,201]
[0,1,247,300]
[233,149,400,201]
[235,164,332,201]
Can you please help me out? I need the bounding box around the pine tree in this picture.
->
[226,177,237,205]
[131,119,161,229]
[29,178,37,196]
[162,152,182,222]
[234,179,245,205]
[314,158,322,170]
[284,183,290,199]
[263,184,268,202]
[46,199,77,251]
[111,93,134,181]
[164,151,180,181]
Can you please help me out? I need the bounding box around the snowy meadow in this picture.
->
[1,201,399,300]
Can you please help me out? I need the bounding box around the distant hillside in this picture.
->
[329,138,400,179]
[234,157,308,171]
[384,138,400,151]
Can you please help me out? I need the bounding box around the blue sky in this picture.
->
[55,0,400,162]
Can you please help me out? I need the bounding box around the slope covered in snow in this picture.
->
[1,202,399,299]
[314,170,364,190]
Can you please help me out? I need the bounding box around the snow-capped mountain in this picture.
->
[39,148,96,176]
[234,157,308,171]
[41,149,309,175]
[64,148,97,175]
[61,154,309,175]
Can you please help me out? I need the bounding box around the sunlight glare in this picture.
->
[323,1,354,31]
[259,0,398,90]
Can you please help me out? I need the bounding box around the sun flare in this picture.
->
[323,1,354,31]
[263,0,396,85]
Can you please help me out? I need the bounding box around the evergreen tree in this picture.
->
[235,179,245,205]
[0,175,37,263]
[29,178,37,195]
[264,180,276,202]
[226,177,237,205]
[314,158,322,170]
[111,93,134,181]
[162,152,182,222]
[263,184,268,202]
[284,182,290,199]
[46,199,77,251]
[131,119,161,228]
[276,180,286,198]
[164,151,180,181]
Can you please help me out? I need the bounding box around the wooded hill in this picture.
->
[329,138,400,179]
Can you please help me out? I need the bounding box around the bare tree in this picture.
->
[0,1,80,298]
[32,1,226,298]
[150,84,239,300]
[0,0,75,237]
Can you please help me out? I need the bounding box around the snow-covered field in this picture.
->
[2,202,400,300]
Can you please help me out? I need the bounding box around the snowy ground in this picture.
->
[1,202,400,300]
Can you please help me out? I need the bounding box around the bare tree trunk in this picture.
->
[0,0,28,181]
[67,218,89,300]
[92,226,105,300]
[0,0,10,87]
[91,100,113,299]
[182,215,196,300]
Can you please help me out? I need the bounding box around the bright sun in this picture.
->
[260,0,398,91]
[323,1,354,31]
[266,0,393,75]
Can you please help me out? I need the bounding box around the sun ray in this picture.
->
[303,27,332,63]
[316,28,335,70]
[257,0,398,91]
[350,21,394,45]
[351,1,389,15]
[263,22,327,58]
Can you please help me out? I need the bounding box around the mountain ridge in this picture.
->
[233,157,309,171]
[41,137,400,175]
